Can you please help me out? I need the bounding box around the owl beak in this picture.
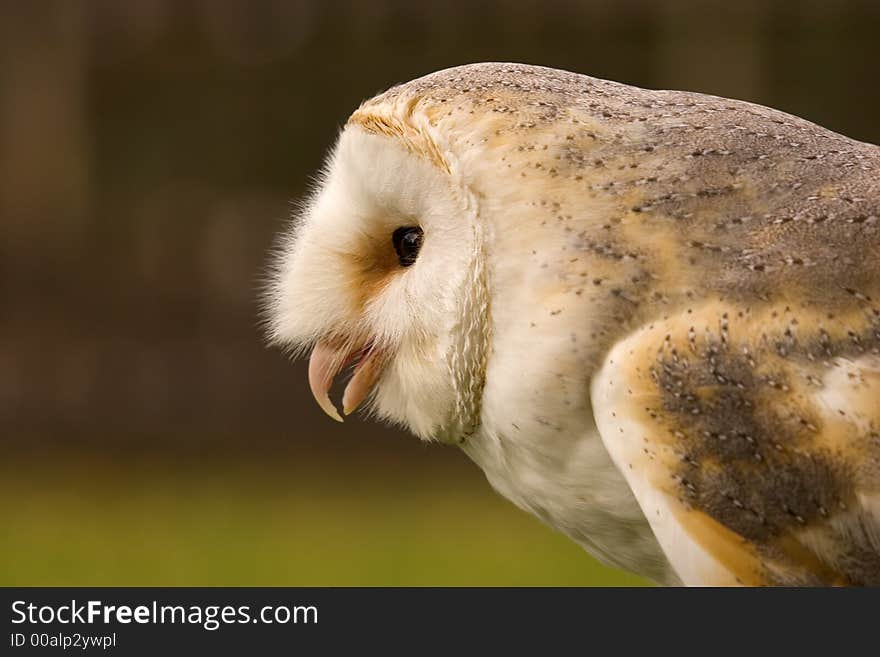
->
[308,340,384,422]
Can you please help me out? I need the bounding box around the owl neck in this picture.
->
[442,221,492,444]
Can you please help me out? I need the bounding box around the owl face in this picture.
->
[267,126,484,440]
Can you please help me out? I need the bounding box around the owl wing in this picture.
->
[591,301,880,585]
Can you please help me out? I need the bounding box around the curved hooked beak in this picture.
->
[307,340,386,422]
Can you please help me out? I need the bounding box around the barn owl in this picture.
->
[267,63,880,586]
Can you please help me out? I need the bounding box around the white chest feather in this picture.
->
[461,333,676,584]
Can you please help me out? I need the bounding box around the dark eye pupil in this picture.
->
[391,226,423,267]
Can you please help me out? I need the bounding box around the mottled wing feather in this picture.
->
[592,301,880,585]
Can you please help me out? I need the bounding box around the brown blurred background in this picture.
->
[2,0,879,585]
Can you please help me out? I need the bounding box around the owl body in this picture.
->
[270,63,880,585]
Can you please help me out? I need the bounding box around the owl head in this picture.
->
[267,62,655,444]
[266,92,493,442]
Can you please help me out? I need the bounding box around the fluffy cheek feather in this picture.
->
[371,338,458,439]
[268,174,375,349]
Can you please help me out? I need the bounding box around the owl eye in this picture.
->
[391,226,423,267]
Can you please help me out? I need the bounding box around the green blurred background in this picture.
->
[1,0,878,586]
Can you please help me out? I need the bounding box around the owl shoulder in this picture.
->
[591,300,880,585]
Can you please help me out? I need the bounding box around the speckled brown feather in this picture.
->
[352,63,879,313]
[595,302,880,585]
[348,63,880,584]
